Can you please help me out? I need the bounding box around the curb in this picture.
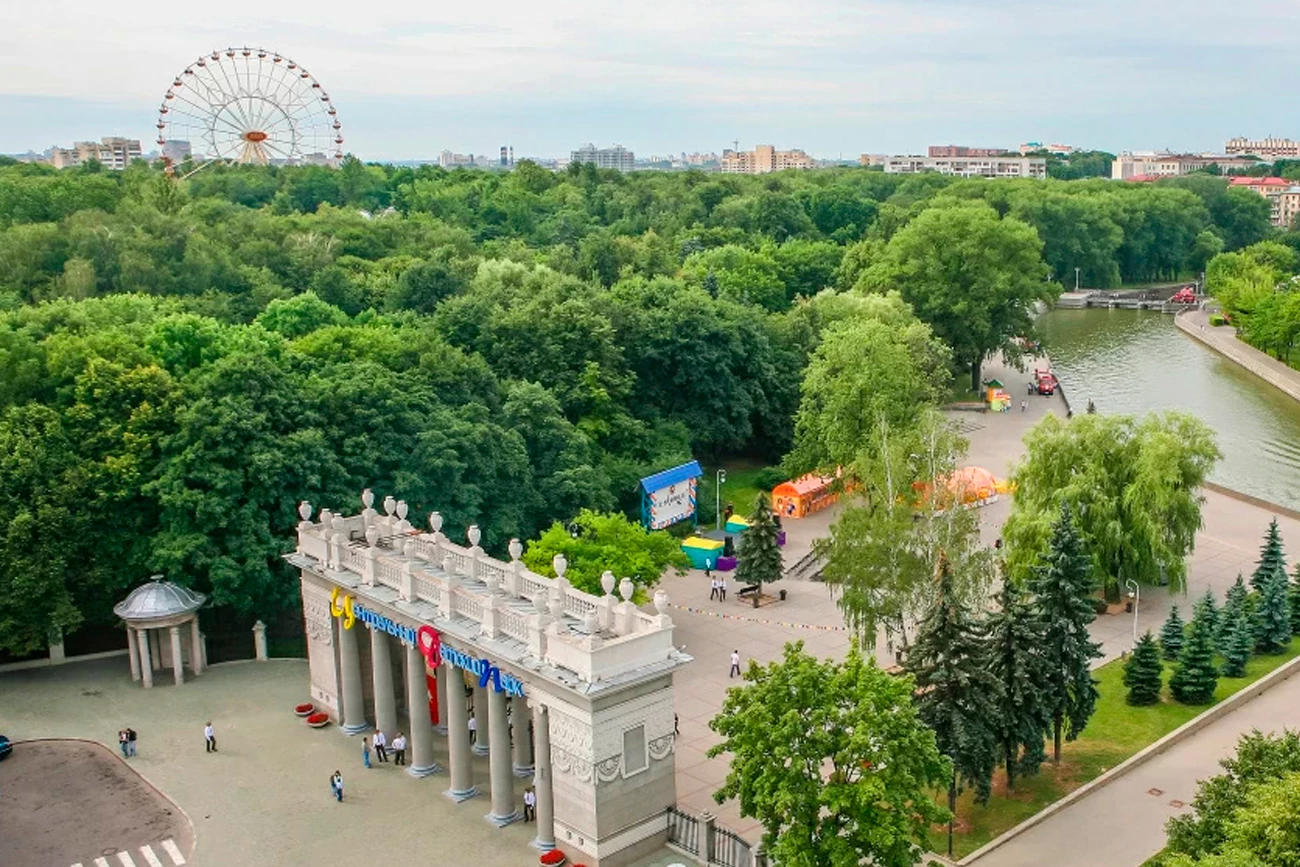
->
[1175,310,1300,404]
[959,651,1300,864]
[11,736,198,861]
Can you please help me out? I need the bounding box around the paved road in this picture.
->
[966,664,1300,867]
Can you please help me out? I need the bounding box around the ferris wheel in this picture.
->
[156,47,343,173]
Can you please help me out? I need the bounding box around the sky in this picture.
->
[1,0,1298,162]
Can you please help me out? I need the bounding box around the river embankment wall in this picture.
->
[1176,308,1300,404]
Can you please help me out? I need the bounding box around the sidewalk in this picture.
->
[965,664,1300,867]
[1177,308,1300,403]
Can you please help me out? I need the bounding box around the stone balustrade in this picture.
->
[294,495,676,684]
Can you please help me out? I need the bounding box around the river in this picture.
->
[1037,307,1300,510]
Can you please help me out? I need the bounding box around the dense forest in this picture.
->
[0,154,1290,655]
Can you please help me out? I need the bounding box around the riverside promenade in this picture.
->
[1177,307,1300,403]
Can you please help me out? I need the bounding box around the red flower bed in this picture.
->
[539,851,566,866]
[294,702,315,717]
[306,712,330,728]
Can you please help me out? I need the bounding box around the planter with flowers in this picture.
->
[306,712,331,728]
[538,850,566,866]
[294,702,315,717]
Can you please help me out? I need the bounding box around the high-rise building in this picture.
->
[569,143,635,172]
[1228,177,1300,227]
[1225,136,1300,158]
[47,136,143,170]
[719,144,813,174]
[884,155,1046,178]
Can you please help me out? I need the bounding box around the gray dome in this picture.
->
[114,576,206,621]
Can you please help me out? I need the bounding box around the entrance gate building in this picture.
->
[287,493,690,867]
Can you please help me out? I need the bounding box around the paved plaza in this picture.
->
[4,355,1298,867]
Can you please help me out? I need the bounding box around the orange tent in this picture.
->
[772,473,839,519]
[913,466,1007,509]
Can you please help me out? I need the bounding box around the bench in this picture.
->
[737,584,760,598]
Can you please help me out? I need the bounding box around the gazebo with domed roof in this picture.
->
[114,575,206,688]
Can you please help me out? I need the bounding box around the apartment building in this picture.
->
[883,154,1047,178]
[720,144,813,174]
[48,136,143,170]
[928,145,1007,158]
[1111,151,1260,180]
[570,143,635,172]
[1225,137,1300,159]
[1229,177,1300,228]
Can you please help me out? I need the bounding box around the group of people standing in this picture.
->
[707,566,728,602]
[117,727,137,757]
[361,730,407,769]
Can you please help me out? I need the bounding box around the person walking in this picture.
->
[1020,399,1028,413]
[392,732,407,766]
[118,729,129,758]
[719,575,727,602]
[373,729,387,762]
[329,770,344,802]
[127,727,137,757]
[362,737,371,769]
[523,787,536,822]
[709,576,719,601]
[204,721,217,753]
[729,650,741,678]
[468,713,477,745]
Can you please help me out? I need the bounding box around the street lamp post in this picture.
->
[1075,267,1081,291]
[1125,579,1140,646]
[715,469,727,531]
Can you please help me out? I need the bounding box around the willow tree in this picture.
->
[1002,412,1220,599]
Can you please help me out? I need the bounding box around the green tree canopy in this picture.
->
[708,640,952,867]
[521,509,688,597]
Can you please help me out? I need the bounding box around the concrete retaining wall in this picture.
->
[1175,310,1300,404]
[959,652,1300,864]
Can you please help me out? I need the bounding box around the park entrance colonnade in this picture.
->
[287,492,690,867]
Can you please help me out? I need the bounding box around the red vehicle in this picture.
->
[1171,286,1197,304]
[1034,368,1058,395]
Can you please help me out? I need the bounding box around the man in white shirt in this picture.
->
[204,721,217,752]
[392,732,407,766]
[523,787,536,821]
[373,729,388,763]
[729,650,741,678]
[468,714,478,745]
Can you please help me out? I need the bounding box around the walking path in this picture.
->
[668,351,1300,847]
[1177,308,1300,403]
[966,663,1300,867]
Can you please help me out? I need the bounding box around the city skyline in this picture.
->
[2,0,1298,161]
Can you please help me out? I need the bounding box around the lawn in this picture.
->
[945,637,1300,859]
[697,459,779,527]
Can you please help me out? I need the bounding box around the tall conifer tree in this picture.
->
[1192,590,1220,644]
[1250,518,1285,592]
[734,492,783,608]
[1160,605,1186,661]
[1170,605,1219,704]
[1220,609,1253,678]
[907,553,1001,857]
[1219,574,1249,650]
[1122,631,1163,706]
[986,580,1050,788]
[1253,569,1293,654]
[1029,503,1102,763]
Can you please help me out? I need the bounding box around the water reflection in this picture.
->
[1038,308,1300,509]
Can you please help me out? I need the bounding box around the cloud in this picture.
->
[1,0,1296,158]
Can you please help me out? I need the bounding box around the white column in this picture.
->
[443,663,478,802]
[531,702,555,851]
[337,620,369,735]
[405,643,439,777]
[169,625,185,686]
[127,627,141,682]
[512,695,534,776]
[149,629,162,670]
[371,628,398,738]
[472,683,489,756]
[189,618,203,675]
[486,685,519,826]
[138,628,154,689]
[252,620,268,661]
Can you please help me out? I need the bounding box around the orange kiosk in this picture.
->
[772,474,840,519]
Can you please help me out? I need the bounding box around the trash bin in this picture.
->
[779,589,787,601]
